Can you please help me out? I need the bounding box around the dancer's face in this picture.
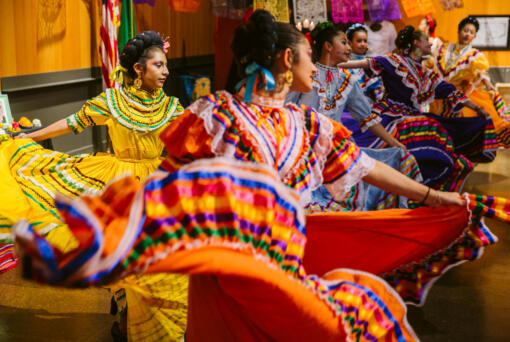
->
[414,33,432,56]
[289,39,317,93]
[458,23,477,45]
[418,19,429,35]
[326,32,351,64]
[135,49,169,91]
[349,31,368,55]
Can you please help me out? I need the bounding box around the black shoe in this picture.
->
[110,296,118,315]
[111,321,127,342]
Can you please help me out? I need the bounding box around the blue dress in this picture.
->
[288,63,422,212]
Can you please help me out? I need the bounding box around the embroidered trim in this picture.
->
[313,64,354,114]
[385,54,443,110]
[359,113,382,133]
[436,43,482,81]
[106,88,182,132]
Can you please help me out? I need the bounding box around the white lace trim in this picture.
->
[386,54,442,110]
[188,91,246,160]
[326,151,375,199]
[439,43,482,81]
[294,111,334,206]
[360,115,382,133]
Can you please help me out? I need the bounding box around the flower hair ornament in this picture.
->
[235,62,275,103]
[310,21,335,39]
[425,14,436,37]
[346,23,366,36]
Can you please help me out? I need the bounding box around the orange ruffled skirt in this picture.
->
[14,158,510,341]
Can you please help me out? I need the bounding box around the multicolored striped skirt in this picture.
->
[14,158,510,341]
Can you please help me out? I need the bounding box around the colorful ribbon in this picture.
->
[235,62,275,103]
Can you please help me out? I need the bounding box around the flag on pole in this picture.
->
[100,0,120,89]
[118,0,137,54]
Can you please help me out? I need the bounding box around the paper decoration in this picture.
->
[366,0,402,22]
[212,0,249,20]
[167,0,201,12]
[253,0,290,23]
[400,0,435,18]
[293,0,327,26]
[331,0,364,24]
[438,0,464,11]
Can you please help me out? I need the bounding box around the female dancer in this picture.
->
[346,23,384,101]
[14,10,510,341]
[426,16,510,152]
[0,31,187,341]
[289,23,422,212]
[418,14,442,56]
[338,25,496,192]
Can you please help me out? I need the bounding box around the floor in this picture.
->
[0,152,509,341]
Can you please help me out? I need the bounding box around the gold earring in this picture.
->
[284,70,293,86]
[134,76,142,89]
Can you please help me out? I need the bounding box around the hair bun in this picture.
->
[395,25,416,50]
[119,31,164,79]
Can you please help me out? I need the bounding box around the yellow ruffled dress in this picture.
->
[0,86,188,341]
[427,42,510,137]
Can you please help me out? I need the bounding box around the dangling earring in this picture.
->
[134,76,142,89]
[284,70,293,87]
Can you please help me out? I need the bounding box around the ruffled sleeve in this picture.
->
[345,81,381,132]
[66,92,110,134]
[159,109,214,172]
[434,81,468,116]
[470,52,490,87]
[319,115,375,197]
[366,56,386,77]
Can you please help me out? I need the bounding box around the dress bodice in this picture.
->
[67,87,184,161]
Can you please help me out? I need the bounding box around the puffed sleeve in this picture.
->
[66,92,110,134]
[345,81,381,132]
[470,52,490,86]
[159,109,214,172]
[434,79,468,116]
[366,56,387,77]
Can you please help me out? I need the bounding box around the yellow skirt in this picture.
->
[0,138,187,341]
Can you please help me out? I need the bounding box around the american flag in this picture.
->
[101,0,120,89]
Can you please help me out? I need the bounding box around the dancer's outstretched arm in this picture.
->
[17,118,71,142]
[326,160,465,207]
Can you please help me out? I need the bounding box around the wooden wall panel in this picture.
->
[0,0,101,78]
[134,0,214,60]
[394,0,510,66]
[0,0,214,79]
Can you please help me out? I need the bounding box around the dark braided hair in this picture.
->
[231,9,304,79]
[346,23,367,42]
[119,31,165,81]
[395,25,424,54]
[458,16,479,32]
[310,22,342,62]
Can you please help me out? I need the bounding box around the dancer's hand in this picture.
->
[426,190,465,207]
[15,133,28,139]
[476,106,490,119]
[391,141,408,153]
